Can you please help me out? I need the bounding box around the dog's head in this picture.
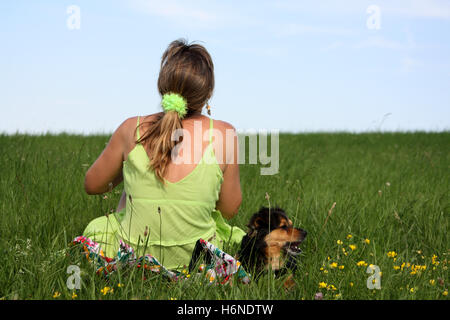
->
[238,207,307,274]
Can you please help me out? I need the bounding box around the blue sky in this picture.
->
[1,0,449,134]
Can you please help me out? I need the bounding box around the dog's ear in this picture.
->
[247,224,258,237]
[247,216,267,237]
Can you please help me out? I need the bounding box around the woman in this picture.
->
[82,39,245,271]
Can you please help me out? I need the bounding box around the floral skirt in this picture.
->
[72,236,250,285]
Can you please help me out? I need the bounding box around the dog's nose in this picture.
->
[301,230,307,238]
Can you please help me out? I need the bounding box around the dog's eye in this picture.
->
[281,225,288,230]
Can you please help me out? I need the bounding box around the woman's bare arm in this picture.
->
[84,119,131,195]
[215,123,242,219]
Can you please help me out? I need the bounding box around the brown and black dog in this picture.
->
[237,207,307,285]
[189,207,306,288]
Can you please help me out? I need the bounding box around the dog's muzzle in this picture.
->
[284,229,307,256]
[284,242,302,255]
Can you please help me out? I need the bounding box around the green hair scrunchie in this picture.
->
[161,93,187,119]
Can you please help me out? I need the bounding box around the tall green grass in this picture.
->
[0,132,448,300]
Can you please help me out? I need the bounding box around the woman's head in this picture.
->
[138,39,215,182]
[158,39,214,114]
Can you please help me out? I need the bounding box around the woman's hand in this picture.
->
[116,190,127,212]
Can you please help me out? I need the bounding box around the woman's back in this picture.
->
[82,39,244,271]
[120,115,223,269]
[124,113,227,182]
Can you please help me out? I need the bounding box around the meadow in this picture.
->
[0,131,448,300]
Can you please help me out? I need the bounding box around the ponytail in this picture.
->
[137,39,214,183]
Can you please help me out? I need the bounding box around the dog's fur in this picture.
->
[237,207,307,282]
[188,206,306,288]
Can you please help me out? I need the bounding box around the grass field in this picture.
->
[0,131,448,300]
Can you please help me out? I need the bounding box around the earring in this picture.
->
[206,103,211,116]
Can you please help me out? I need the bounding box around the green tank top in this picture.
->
[115,116,229,270]
[83,116,245,270]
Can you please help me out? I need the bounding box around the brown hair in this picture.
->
[136,39,215,182]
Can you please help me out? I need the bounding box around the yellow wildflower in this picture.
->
[409,264,427,275]
[431,254,439,266]
[393,265,400,270]
[117,283,123,288]
[387,251,397,258]
[337,240,343,245]
[339,265,345,270]
[71,292,77,299]
[349,245,357,251]
[430,280,435,285]
[100,286,111,295]
[357,261,368,267]
[346,234,352,239]
[364,239,370,244]
[327,284,337,291]
[52,291,61,299]
[443,290,448,296]
[350,282,354,287]
[330,262,338,269]
[319,282,327,289]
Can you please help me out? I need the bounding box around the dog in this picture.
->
[237,207,307,288]
[188,207,306,288]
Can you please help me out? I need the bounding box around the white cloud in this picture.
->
[401,56,422,72]
[272,0,450,19]
[321,41,345,52]
[129,0,220,26]
[128,0,261,30]
[386,0,450,19]
[273,23,357,37]
[354,35,405,50]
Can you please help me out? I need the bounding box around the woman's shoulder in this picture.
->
[114,113,164,143]
[118,113,164,130]
[212,118,237,133]
[117,114,236,139]
[180,115,237,133]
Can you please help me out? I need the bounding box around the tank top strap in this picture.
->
[136,116,141,140]
[209,117,213,145]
